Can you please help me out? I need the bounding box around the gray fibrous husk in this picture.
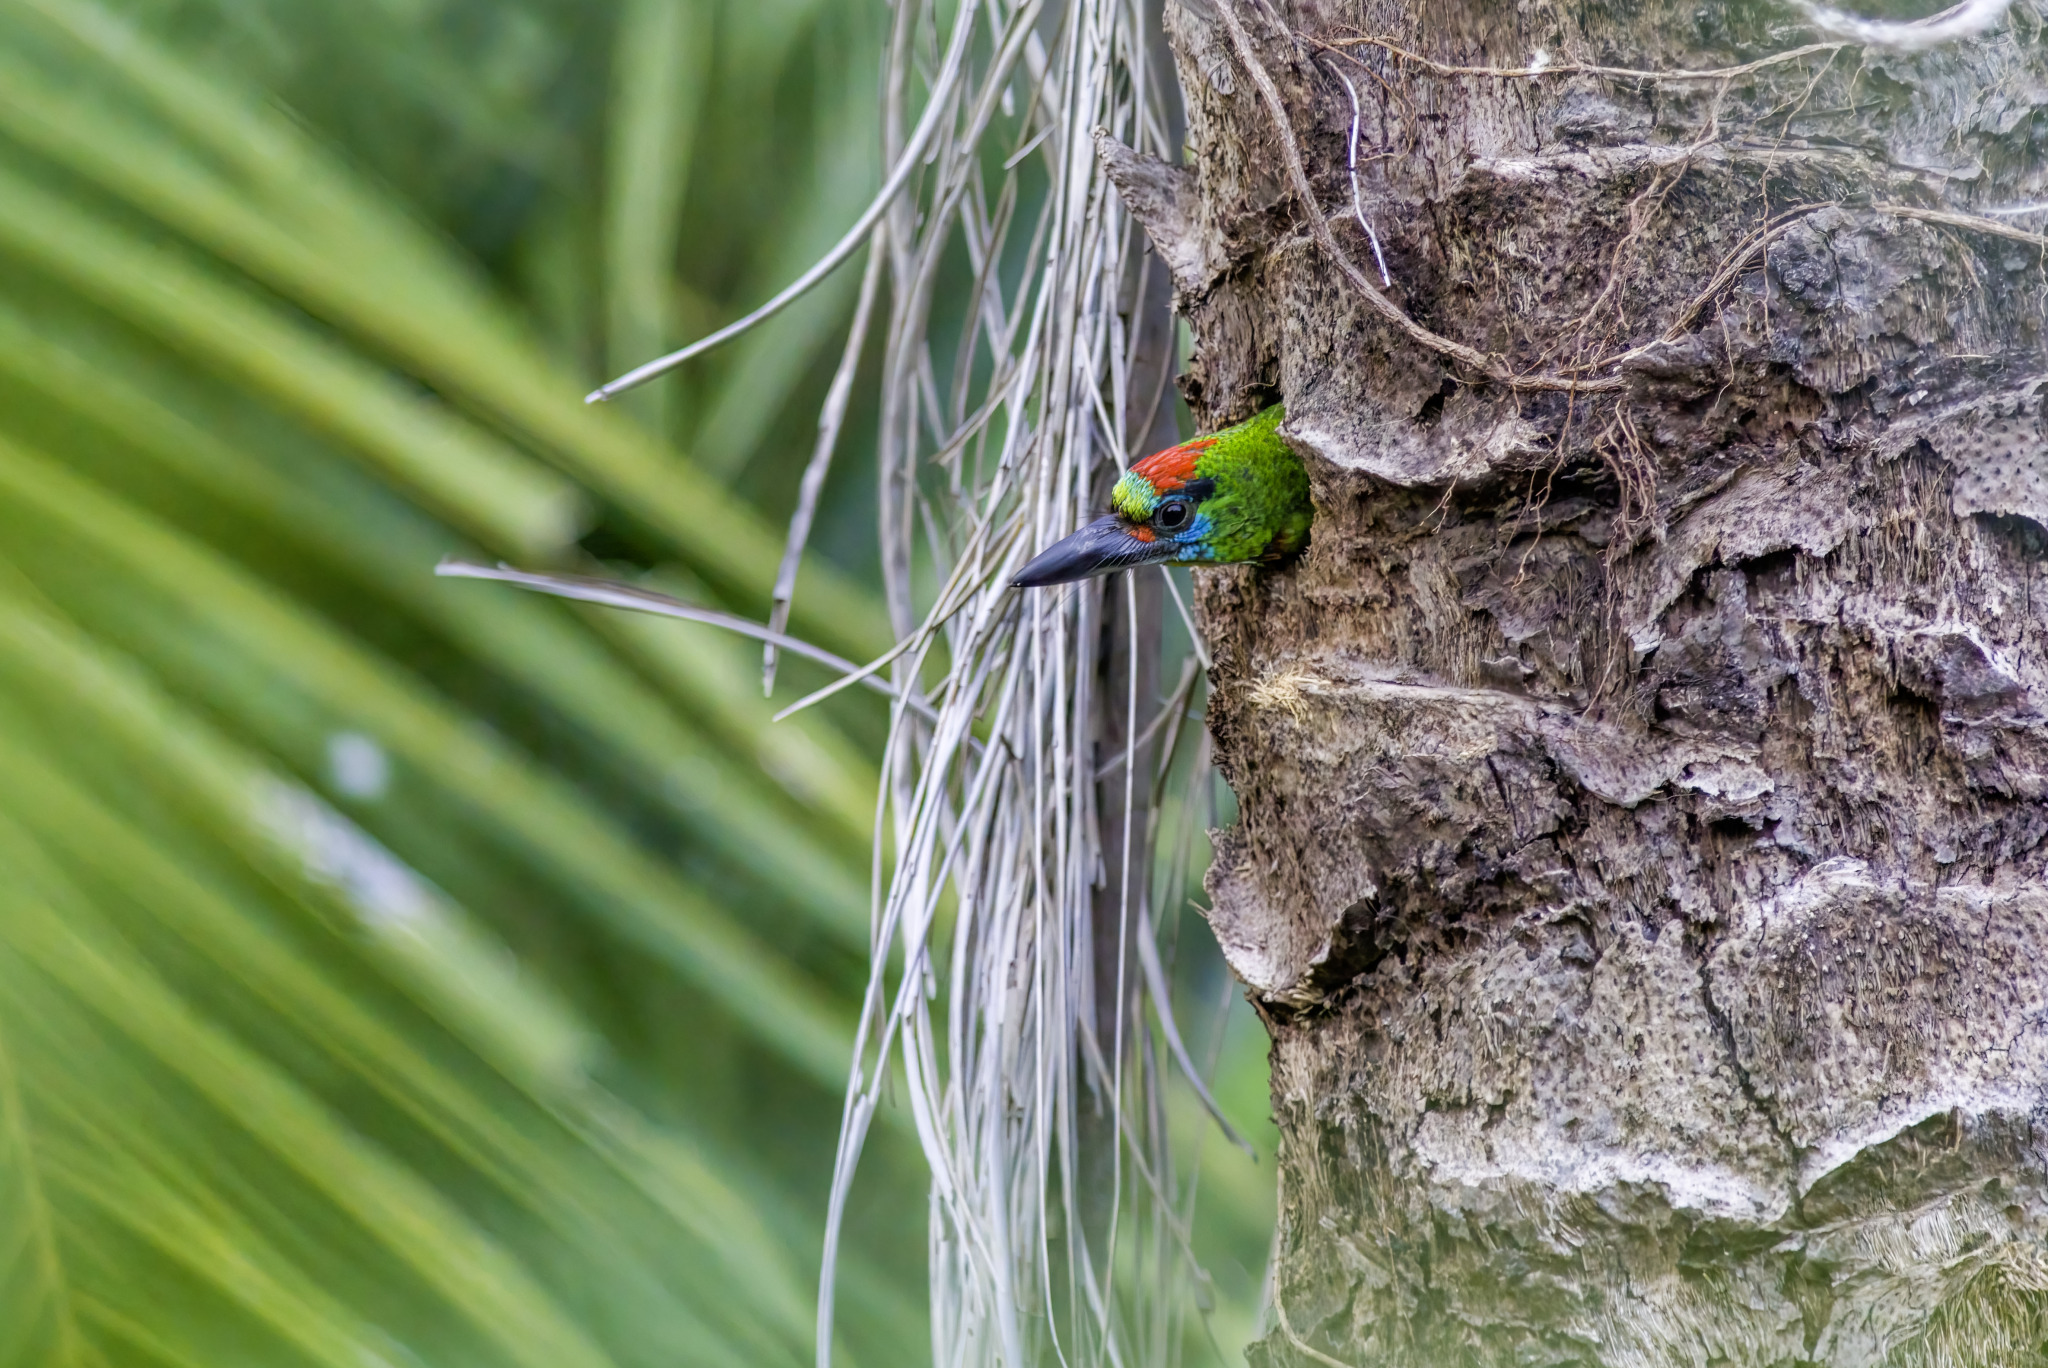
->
[806,1,1238,1365]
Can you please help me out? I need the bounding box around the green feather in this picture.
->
[1190,405,1312,565]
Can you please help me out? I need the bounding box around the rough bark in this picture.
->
[1132,0,2048,1362]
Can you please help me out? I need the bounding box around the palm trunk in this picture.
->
[1116,0,2048,1361]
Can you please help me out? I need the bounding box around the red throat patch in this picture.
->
[1130,435,1214,492]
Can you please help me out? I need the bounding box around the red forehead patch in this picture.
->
[1130,435,1214,492]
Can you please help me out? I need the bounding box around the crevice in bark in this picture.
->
[1691,918,1804,1176]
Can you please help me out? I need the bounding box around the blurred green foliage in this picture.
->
[0,0,1274,1363]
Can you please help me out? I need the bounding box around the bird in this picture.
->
[1012,404,1311,588]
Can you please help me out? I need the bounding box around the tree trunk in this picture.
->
[1116,0,2048,1362]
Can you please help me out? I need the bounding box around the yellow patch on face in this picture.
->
[1111,472,1161,521]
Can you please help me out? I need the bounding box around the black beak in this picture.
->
[1012,515,1160,588]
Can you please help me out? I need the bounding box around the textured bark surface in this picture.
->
[1133,0,2048,1362]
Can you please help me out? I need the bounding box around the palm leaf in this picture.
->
[0,0,926,1361]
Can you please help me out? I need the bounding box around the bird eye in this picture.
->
[1155,498,1190,531]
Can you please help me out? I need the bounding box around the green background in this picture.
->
[0,1,1277,1363]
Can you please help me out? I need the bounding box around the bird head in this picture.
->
[1012,405,1310,588]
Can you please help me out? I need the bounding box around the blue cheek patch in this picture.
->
[1170,512,1216,559]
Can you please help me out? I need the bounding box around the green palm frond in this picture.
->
[0,0,925,1361]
